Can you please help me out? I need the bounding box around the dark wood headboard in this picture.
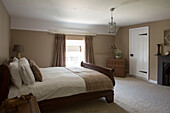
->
[0,65,10,105]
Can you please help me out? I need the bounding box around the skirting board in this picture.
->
[127,74,147,80]
[127,74,157,84]
[149,79,157,84]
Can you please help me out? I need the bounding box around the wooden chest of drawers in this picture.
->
[107,58,126,77]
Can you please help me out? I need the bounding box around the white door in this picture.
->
[129,27,149,80]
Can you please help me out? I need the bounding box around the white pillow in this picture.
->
[13,57,19,62]
[8,61,22,88]
[19,58,35,85]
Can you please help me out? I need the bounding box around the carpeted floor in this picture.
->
[115,77,170,113]
[42,77,170,113]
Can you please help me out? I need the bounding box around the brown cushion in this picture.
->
[28,59,42,82]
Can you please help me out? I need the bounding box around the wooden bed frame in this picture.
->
[0,61,115,111]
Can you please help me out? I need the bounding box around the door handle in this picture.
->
[139,71,147,74]
[139,33,147,36]
[130,54,134,57]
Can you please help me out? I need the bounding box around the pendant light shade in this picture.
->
[108,8,116,33]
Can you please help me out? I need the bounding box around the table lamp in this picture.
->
[12,44,24,59]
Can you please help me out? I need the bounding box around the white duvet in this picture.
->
[8,67,86,101]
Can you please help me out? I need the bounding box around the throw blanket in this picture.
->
[67,67,113,92]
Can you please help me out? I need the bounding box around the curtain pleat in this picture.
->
[53,34,66,67]
[85,36,95,64]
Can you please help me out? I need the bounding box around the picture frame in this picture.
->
[164,29,170,45]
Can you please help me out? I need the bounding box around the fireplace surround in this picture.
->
[158,55,170,86]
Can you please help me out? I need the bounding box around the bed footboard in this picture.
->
[81,61,115,86]
[38,90,114,111]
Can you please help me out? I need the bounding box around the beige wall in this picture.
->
[115,19,170,81]
[11,30,55,67]
[115,27,129,72]
[11,30,114,67]
[93,35,114,66]
[0,1,10,64]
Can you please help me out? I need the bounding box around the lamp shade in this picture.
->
[12,44,24,52]
[108,22,116,33]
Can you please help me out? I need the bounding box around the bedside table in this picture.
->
[107,58,126,77]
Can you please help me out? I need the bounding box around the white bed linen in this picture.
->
[8,67,86,101]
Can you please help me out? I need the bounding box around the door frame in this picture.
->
[129,26,150,80]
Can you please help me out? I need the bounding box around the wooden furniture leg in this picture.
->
[105,90,114,103]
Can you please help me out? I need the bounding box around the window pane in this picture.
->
[66,40,85,67]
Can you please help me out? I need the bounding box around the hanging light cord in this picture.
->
[110,8,115,23]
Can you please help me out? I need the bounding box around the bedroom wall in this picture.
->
[115,19,170,81]
[0,1,10,64]
[93,35,114,66]
[11,29,114,67]
[11,30,55,68]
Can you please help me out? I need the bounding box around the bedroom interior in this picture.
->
[0,0,170,113]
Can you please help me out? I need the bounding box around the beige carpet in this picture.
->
[42,77,170,113]
[115,77,170,113]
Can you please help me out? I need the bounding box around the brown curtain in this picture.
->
[85,36,95,64]
[53,34,66,67]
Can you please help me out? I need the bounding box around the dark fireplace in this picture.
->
[164,63,170,85]
[158,55,170,86]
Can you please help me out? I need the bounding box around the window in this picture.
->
[66,39,85,67]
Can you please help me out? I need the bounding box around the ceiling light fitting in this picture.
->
[108,8,116,34]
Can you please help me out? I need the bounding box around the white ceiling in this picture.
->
[2,0,170,34]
